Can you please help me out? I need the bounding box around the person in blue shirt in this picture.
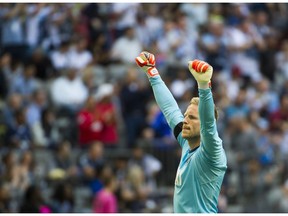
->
[135,51,227,213]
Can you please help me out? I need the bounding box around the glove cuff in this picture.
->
[197,81,211,89]
[146,67,159,77]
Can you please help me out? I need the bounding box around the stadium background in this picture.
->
[0,2,288,213]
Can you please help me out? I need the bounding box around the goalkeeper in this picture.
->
[135,52,227,213]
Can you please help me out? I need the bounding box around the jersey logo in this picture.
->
[175,168,183,186]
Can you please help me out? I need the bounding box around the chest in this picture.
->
[175,151,198,187]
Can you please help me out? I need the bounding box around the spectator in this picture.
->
[42,5,73,50]
[128,145,162,189]
[25,4,51,49]
[119,165,152,213]
[0,151,18,190]
[77,95,103,147]
[19,185,51,213]
[147,102,172,139]
[26,89,47,127]
[171,12,198,66]
[180,3,209,30]
[68,37,93,71]
[50,182,74,213]
[94,83,119,147]
[253,10,273,37]
[111,3,140,39]
[30,48,56,80]
[2,93,23,127]
[144,5,164,43]
[0,183,11,213]
[0,4,28,60]
[81,66,98,92]
[48,141,78,180]
[50,67,88,114]
[31,107,59,147]
[114,154,129,188]
[91,32,111,66]
[226,16,265,82]
[5,107,32,150]
[14,151,36,192]
[110,27,142,64]
[78,141,105,194]
[92,174,118,213]
[9,61,40,101]
[224,87,250,122]
[1,54,22,87]
[156,19,179,64]
[134,13,152,49]
[81,3,107,44]
[259,33,278,82]
[119,68,151,147]
[50,41,71,70]
[247,78,279,116]
[170,68,194,100]
[198,15,229,71]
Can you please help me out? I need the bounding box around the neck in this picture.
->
[188,136,201,150]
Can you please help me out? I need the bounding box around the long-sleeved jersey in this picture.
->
[149,75,227,213]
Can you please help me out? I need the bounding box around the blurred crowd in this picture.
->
[0,2,288,213]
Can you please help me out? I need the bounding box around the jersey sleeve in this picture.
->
[149,75,185,147]
[198,88,223,163]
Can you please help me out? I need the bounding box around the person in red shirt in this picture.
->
[94,84,119,147]
[77,95,103,147]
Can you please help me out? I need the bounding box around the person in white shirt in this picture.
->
[50,41,71,70]
[50,67,88,113]
[226,18,265,82]
[68,37,93,71]
[111,3,140,36]
[111,27,142,64]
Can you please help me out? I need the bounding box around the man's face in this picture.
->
[182,104,200,140]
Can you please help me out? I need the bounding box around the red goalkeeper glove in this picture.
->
[188,59,213,89]
[135,51,159,77]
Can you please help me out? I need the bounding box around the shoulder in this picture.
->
[174,122,183,140]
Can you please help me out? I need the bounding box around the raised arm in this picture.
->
[148,76,183,131]
[188,60,223,161]
[135,52,184,143]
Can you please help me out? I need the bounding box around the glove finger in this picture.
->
[135,56,147,67]
[196,62,206,72]
[201,64,209,73]
[197,62,210,73]
[191,60,199,71]
[149,54,155,66]
[192,60,203,72]
[139,51,156,66]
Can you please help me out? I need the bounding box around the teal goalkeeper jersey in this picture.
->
[149,75,227,213]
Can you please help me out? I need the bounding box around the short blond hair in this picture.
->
[189,97,218,120]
